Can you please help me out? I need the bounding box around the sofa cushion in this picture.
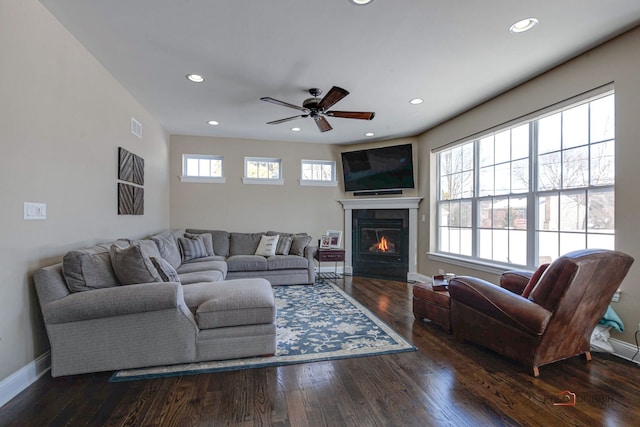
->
[185,232,214,256]
[255,235,279,257]
[150,230,184,269]
[110,243,162,285]
[180,255,227,265]
[62,240,129,292]
[177,259,228,277]
[267,255,308,271]
[289,234,312,256]
[226,255,268,272]
[178,270,225,285]
[150,257,181,283]
[229,232,264,256]
[131,239,162,260]
[186,229,231,257]
[178,236,208,262]
[195,279,276,329]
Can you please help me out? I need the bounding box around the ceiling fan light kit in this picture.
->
[261,86,375,133]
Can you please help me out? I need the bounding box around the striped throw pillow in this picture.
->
[178,236,208,262]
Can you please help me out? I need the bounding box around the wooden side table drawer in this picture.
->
[317,250,345,262]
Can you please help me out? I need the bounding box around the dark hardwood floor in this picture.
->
[2,276,640,426]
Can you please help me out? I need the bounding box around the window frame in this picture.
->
[300,159,338,187]
[432,89,615,271]
[180,154,225,183]
[243,157,284,185]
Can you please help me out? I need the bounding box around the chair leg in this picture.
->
[532,366,540,377]
[584,351,592,362]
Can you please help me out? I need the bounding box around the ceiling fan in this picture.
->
[260,86,375,132]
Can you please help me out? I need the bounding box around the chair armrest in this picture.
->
[449,276,551,335]
[500,270,533,295]
[42,282,185,324]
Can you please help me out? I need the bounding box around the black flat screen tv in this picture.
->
[341,143,415,192]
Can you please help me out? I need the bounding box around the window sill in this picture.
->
[179,176,226,183]
[299,180,338,187]
[242,178,284,185]
[427,252,531,276]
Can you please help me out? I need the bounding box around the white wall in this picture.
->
[418,26,640,345]
[0,0,170,382]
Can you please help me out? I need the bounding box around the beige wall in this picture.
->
[170,135,345,242]
[0,0,170,382]
[418,27,640,344]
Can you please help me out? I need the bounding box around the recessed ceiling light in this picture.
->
[207,120,219,126]
[350,0,373,5]
[186,74,204,83]
[409,98,424,105]
[365,132,375,137]
[509,18,539,33]
[291,127,301,132]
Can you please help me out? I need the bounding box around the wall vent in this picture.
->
[131,117,142,138]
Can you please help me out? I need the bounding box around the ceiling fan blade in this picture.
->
[266,115,307,125]
[318,86,349,110]
[314,116,333,132]
[325,111,375,120]
[260,97,309,113]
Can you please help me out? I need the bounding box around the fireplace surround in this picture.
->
[339,197,422,281]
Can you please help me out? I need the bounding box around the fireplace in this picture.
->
[352,209,408,280]
[339,197,422,282]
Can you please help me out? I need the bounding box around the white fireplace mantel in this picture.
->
[339,197,423,281]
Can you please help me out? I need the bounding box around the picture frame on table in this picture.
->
[326,230,342,249]
[320,235,332,249]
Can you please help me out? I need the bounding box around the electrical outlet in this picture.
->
[611,289,620,303]
[637,323,640,332]
[438,269,445,275]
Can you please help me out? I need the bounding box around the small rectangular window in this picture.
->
[243,157,283,185]
[300,160,337,186]
[180,154,225,183]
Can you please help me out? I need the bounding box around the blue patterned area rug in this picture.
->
[110,280,415,382]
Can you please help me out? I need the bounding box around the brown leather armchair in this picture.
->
[448,249,634,377]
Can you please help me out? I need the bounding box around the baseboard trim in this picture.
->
[0,351,50,408]
[610,338,640,365]
[408,272,431,283]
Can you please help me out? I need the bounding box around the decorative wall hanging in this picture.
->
[118,147,144,185]
[117,147,144,215]
[118,183,144,215]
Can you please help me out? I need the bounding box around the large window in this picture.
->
[436,91,615,268]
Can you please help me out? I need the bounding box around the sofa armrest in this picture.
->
[42,282,186,324]
[305,245,318,262]
[500,270,533,295]
[449,276,551,335]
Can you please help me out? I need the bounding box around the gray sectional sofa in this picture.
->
[34,229,317,377]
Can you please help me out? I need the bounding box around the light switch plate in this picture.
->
[24,202,46,220]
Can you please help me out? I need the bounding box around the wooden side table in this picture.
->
[315,249,345,280]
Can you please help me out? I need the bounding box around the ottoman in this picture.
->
[413,282,451,333]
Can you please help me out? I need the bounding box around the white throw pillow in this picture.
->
[255,234,279,257]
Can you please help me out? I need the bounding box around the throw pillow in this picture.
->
[255,234,280,257]
[109,243,162,285]
[185,232,215,256]
[289,234,312,256]
[178,236,208,262]
[150,257,181,283]
[521,263,550,298]
[276,236,293,255]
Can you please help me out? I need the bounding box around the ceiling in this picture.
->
[41,0,640,145]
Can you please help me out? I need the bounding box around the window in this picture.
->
[243,157,283,185]
[180,154,225,183]
[436,91,615,269]
[300,160,337,186]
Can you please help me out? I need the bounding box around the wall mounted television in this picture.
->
[340,143,415,192]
